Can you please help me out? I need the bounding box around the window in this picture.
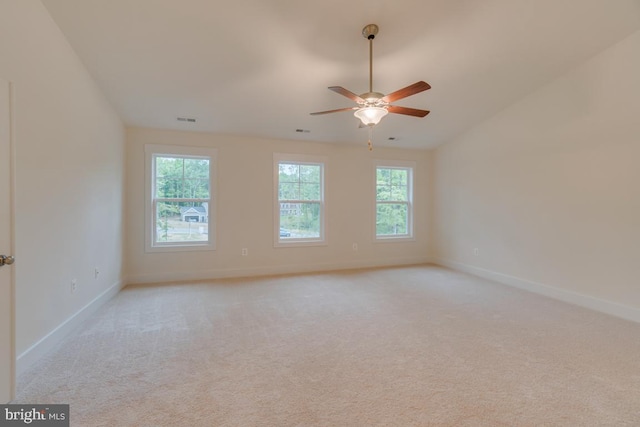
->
[375,161,414,240]
[274,153,326,246]
[145,145,217,252]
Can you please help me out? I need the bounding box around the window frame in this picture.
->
[273,153,327,247]
[373,159,415,241]
[144,144,217,253]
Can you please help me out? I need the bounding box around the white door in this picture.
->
[0,77,15,403]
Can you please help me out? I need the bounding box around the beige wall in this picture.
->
[126,128,432,283]
[0,1,125,359]
[433,30,640,318]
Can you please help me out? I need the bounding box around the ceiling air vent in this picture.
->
[295,129,311,133]
[177,117,196,123]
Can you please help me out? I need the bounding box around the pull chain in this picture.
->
[368,126,373,151]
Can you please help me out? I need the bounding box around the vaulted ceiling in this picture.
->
[42,0,640,149]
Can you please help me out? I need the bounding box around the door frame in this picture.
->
[1,78,16,403]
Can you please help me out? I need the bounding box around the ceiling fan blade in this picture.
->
[310,107,358,115]
[387,105,430,117]
[382,81,431,103]
[329,86,365,103]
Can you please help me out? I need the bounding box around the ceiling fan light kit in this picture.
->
[311,24,431,149]
[354,106,388,126]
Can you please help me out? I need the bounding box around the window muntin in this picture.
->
[145,145,216,252]
[375,164,413,239]
[274,154,326,246]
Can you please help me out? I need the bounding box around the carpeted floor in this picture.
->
[14,265,640,426]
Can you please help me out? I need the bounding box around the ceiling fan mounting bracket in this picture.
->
[362,24,378,40]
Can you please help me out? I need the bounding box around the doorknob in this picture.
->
[0,255,15,266]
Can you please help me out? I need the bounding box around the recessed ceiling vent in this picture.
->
[295,129,311,133]
[177,117,196,123]
[388,137,396,141]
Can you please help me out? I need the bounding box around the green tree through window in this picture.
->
[277,160,324,242]
[376,166,412,237]
[153,155,210,244]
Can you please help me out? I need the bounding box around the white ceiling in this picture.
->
[41,0,640,149]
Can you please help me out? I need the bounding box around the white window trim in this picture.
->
[273,153,328,248]
[373,159,415,242]
[144,144,217,253]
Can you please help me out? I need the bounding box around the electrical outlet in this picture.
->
[474,248,479,256]
[94,267,100,280]
[241,248,248,256]
[71,279,77,293]
[352,243,358,251]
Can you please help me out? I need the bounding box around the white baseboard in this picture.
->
[126,257,432,286]
[434,258,640,324]
[17,279,124,376]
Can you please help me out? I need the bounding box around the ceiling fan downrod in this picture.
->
[362,24,378,94]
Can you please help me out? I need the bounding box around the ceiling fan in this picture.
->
[311,24,431,130]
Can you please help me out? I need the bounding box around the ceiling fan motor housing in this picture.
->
[359,92,387,107]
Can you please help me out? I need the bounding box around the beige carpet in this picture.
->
[14,265,640,426]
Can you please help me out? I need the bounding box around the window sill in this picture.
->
[374,235,415,243]
[274,239,327,248]
[145,243,216,253]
